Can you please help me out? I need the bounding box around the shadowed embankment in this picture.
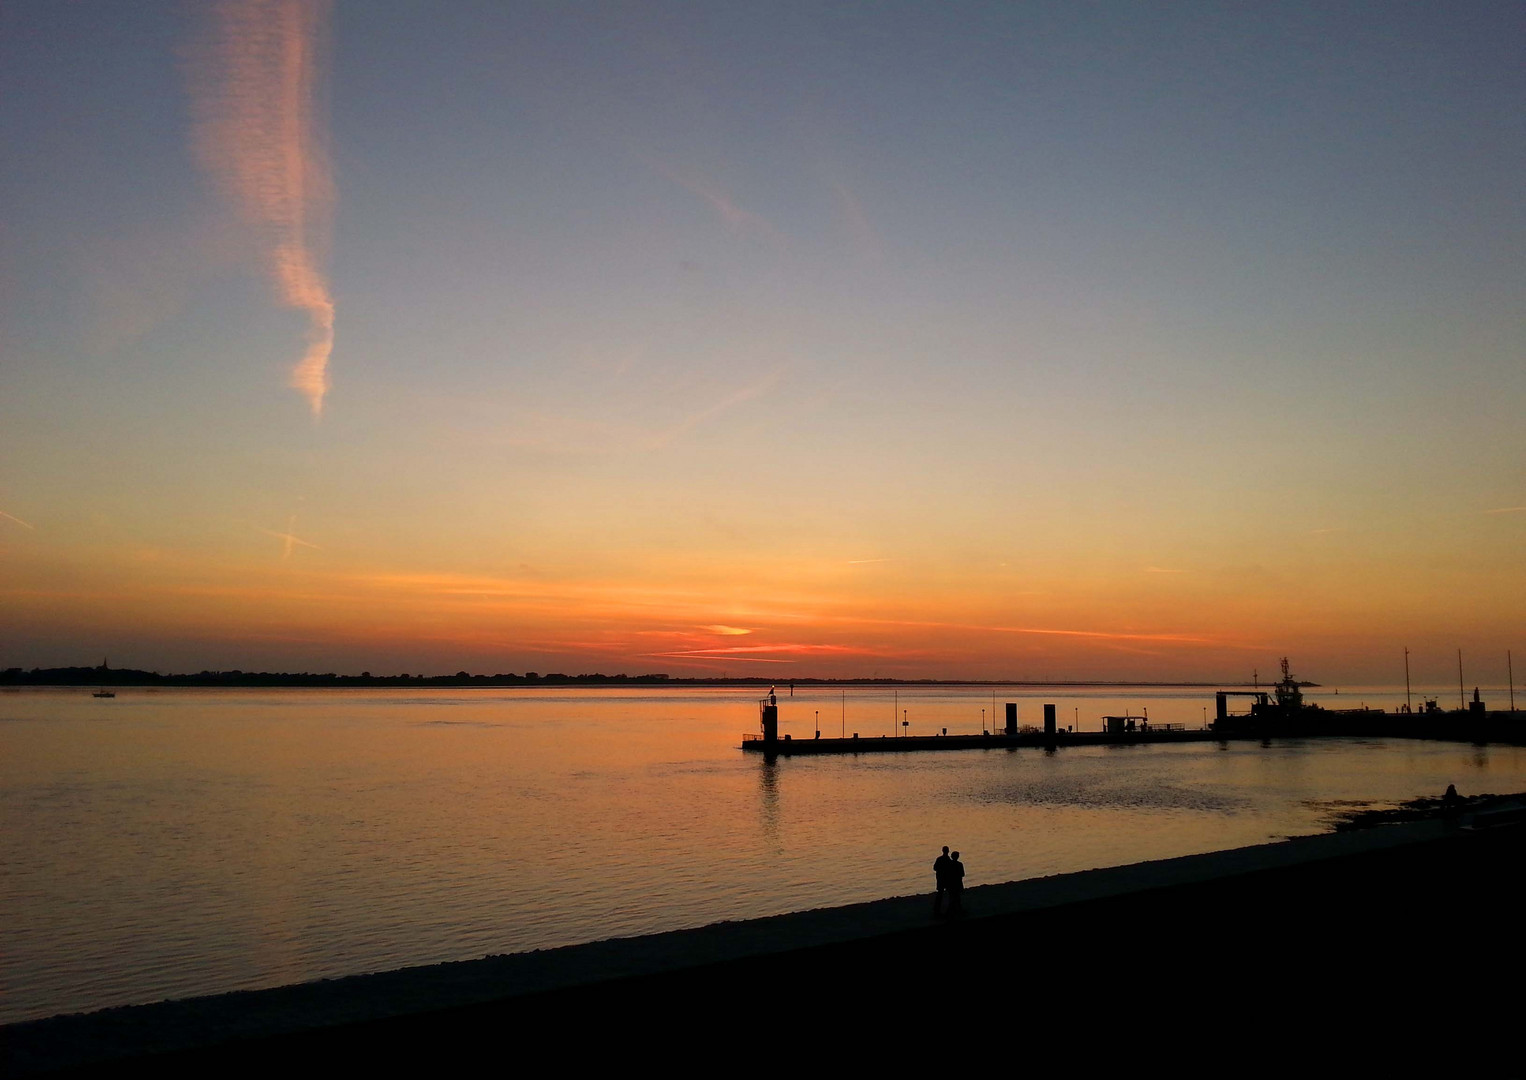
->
[8,806,1524,1074]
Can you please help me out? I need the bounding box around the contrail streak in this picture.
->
[0,510,35,530]
[260,516,319,559]
[190,0,335,416]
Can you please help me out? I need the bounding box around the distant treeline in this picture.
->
[4,667,686,688]
[0,666,1257,689]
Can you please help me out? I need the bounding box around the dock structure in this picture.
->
[742,691,1213,755]
[1209,658,1526,743]
[740,710,1526,755]
[740,727,1224,755]
[741,668,1526,755]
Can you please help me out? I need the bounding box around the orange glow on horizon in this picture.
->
[5,531,1519,686]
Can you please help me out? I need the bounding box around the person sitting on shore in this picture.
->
[1443,784,1463,813]
[932,846,952,915]
[947,851,965,915]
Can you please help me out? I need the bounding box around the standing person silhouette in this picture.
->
[932,846,952,915]
[947,851,965,915]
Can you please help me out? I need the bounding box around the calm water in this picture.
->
[3,683,1523,1024]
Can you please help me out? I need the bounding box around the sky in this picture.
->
[1,1,1522,684]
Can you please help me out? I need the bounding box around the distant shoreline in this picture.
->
[0,666,1305,690]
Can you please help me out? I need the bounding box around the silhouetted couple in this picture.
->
[932,846,964,917]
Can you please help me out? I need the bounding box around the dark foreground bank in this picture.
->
[8,812,1525,1074]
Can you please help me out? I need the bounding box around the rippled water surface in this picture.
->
[3,684,1523,1023]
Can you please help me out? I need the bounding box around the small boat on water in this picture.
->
[92,689,115,698]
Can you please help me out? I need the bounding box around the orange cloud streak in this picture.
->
[191,0,335,416]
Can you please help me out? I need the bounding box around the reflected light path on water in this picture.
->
[3,685,1523,1023]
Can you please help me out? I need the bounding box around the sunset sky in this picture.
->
[2,1,1522,684]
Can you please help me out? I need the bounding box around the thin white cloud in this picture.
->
[499,367,785,456]
[655,644,868,659]
[832,180,881,260]
[1143,566,1186,574]
[650,161,785,246]
[189,0,336,417]
[0,510,35,530]
[1484,506,1526,515]
[650,654,793,664]
[642,367,785,450]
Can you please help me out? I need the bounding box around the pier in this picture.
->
[741,727,1221,754]
[741,674,1525,754]
[741,710,1526,754]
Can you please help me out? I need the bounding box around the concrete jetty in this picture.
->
[741,727,1221,754]
[743,678,1525,753]
[741,712,1526,755]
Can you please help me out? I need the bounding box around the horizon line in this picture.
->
[1,664,1309,688]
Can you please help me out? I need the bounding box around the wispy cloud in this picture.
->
[828,613,1258,649]
[642,368,785,449]
[651,162,784,245]
[1143,566,1186,574]
[846,558,894,565]
[518,639,634,656]
[0,510,35,530]
[699,625,752,636]
[1308,527,1347,535]
[498,367,785,456]
[648,642,871,665]
[654,643,869,660]
[190,0,336,417]
[832,180,881,260]
[353,570,1256,651]
[654,654,794,664]
[1484,506,1526,515]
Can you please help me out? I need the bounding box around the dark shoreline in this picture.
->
[8,804,1523,1073]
